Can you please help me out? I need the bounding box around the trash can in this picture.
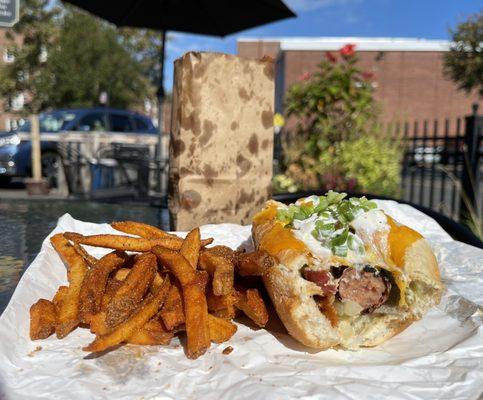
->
[90,159,117,191]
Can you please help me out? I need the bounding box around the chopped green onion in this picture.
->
[276,209,291,223]
[347,234,364,254]
[336,202,357,223]
[277,191,378,258]
[315,220,335,231]
[314,197,329,214]
[333,244,348,257]
[331,227,349,247]
[327,190,347,205]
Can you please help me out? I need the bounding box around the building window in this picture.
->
[10,93,25,111]
[3,48,15,63]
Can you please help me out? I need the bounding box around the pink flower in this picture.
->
[325,51,337,63]
[361,71,375,80]
[339,43,356,57]
[299,71,311,81]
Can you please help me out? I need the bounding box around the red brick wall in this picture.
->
[237,41,280,61]
[238,42,483,133]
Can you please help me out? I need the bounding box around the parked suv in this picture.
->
[0,108,157,186]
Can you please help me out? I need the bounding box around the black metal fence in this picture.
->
[396,104,482,223]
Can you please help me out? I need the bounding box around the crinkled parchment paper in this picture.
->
[0,200,482,400]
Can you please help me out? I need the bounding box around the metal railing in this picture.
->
[23,131,170,202]
[396,104,482,222]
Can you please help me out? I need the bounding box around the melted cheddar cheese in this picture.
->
[384,215,423,307]
[252,204,278,226]
[387,215,422,268]
[258,223,307,256]
[253,204,307,260]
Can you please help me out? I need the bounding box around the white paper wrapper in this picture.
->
[0,200,482,400]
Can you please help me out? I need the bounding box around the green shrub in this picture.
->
[279,44,403,197]
[336,136,402,196]
[273,174,299,194]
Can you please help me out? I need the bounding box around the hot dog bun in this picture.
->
[252,198,443,349]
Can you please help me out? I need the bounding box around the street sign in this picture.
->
[0,0,19,27]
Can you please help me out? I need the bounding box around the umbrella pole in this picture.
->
[157,29,167,195]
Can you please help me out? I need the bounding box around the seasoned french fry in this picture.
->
[150,271,164,293]
[50,234,89,338]
[113,268,131,281]
[199,251,234,296]
[235,250,273,277]
[78,250,130,324]
[208,314,237,344]
[52,285,68,309]
[73,243,98,268]
[83,277,170,353]
[65,232,213,252]
[206,291,237,312]
[104,253,156,329]
[197,270,209,291]
[89,311,108,335]
[180,227,201,269]
[211,305,237,320]
[101,278,123,310]
[160,282,185,330]
[205,245,237,263]
[64,232,181,252]
[127,319,174,346]
[30,299,56,340]
[235,288,269,327]
[152,246,210,359]
[111,221,180,240]
[201,238,214,247]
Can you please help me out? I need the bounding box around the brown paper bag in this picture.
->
[168,52,274,230]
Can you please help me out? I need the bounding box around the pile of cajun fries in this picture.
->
[29,221,273,359]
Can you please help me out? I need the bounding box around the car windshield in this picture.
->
[16,111,78,133]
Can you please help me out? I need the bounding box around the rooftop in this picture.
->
[238,37,451,52]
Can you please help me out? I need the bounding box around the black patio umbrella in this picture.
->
[62,0,295,181]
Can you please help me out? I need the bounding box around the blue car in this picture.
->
[0,108,157,186]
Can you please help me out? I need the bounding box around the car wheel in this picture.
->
[0,176,11,187]
[41,151,61,188]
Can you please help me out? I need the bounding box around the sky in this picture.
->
[163,0,481,89]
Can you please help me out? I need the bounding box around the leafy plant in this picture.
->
[280,45,402,196]
[0,0,61,114]
[0,2,160,114]
[272,174,299,193]
[285,44,377,145]
[42,9,151,109]
[335,135,402,196]
[444,11,483,97]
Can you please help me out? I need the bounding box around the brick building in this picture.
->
[237,37,482,129]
